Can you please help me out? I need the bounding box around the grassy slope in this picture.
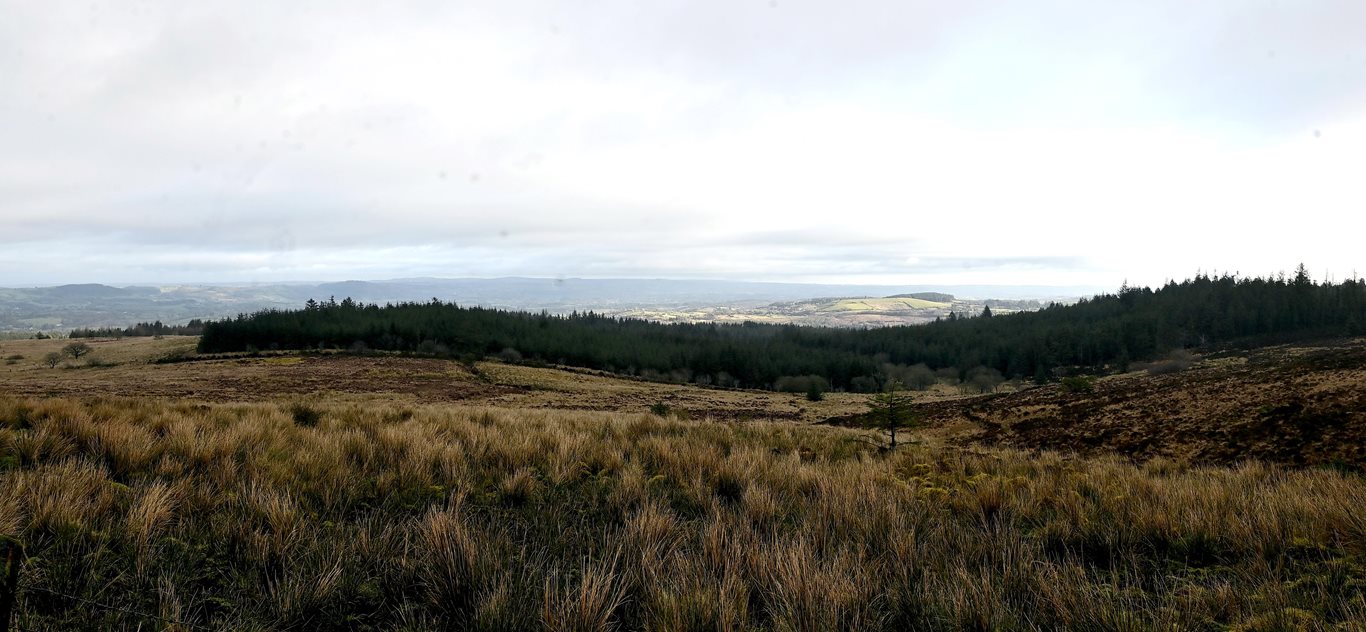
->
[3,396,1365,630]
[0,336,886,422]
[817,297,950,312]
[0,337,1364,629]
[901,339,1366,469]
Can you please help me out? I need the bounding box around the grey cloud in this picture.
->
[899,256,1087,273]
[1,1,1361,286]
[489,0,1366,132]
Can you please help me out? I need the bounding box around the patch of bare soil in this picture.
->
[905,340,1366,468]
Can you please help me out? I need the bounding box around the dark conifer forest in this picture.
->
[69,319,206,338]
[198,269,1366,391]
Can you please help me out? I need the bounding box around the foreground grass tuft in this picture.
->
[1,395,1364,629]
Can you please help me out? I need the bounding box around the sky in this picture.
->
[2,0,1365,289]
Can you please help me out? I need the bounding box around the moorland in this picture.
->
[2,270,1365,630]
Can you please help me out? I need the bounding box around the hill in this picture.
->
[197,271,1366,391]
[818,297,951,311]
[1,335,1364,628]
[886,292,956,303]
[825,337,1366,469]
[0,278,1096,333]
[603,293,1032,328]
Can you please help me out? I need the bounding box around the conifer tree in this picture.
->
[867,380,917,450]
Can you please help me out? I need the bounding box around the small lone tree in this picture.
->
[42,352,63,368]
[867,380,918,450]
[805,381,824,402]
[63,341,93,360]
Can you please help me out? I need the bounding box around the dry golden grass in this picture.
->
[0,336,894,423]
[0,335,197,368]
[2,394,1365,630]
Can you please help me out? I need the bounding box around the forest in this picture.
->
[69,319,206,338]
[198,268,1366,391]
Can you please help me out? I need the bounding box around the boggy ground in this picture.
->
[2,336,1365,629]
[0,336,883,423]
[2,396,1365,630]
[903,339,1366,469]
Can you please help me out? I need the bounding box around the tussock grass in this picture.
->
[0,395,1364,629]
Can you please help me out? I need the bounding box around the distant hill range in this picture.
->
[886,292,956,303]
[0,278,1098,333]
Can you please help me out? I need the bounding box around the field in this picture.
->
[817,297,952,311]
[2,337,1365,630]
[603,295,1032,328]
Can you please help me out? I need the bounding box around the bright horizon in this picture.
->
[4,2,1364,288]
[0,275,1114,297]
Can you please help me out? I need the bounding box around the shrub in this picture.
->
[964,366,1004,393]
[775,375,830,395]
[1060,376,1095,394]
[881,363,937,391]
[849,376,880,393]
[648,402,670,417]
[417,340,451,357]
[805,383,824,402]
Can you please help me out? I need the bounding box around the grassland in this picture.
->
[816,297,952,312]
[1,337,1365,630]
[605,294,992,328]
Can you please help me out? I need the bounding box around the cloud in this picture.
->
[1,1,1363,287]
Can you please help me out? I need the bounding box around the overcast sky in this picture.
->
[2,1,1364,288]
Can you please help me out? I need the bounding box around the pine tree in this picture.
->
[867,380,917,450]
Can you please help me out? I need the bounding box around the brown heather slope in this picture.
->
[5,335,1364,468]
[0,336,879,423]
[906,339,1366,468]
[2,336,1366,627]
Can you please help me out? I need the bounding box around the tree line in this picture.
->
[197,267,1366,391]
[70,320,205,339]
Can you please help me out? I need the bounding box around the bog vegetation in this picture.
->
[199,268,1366,390]
[2,396,1364,630]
